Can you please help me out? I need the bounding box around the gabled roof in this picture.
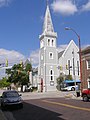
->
[81,46,90,55]
[58,50,65,59]
[58,40,79,59]
[24,59,31,66]
[62,40,79,57]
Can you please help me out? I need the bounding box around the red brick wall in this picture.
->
[82,54,90,89]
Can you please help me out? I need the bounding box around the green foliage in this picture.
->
[57,73,64,85]
[65,75,73,80]
[0,77,10,88]
[18,72,29,85]
[57,73,73,85]
[25,63,32,72]
[5,63,32,86]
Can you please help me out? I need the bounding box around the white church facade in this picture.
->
[38,2,80,92]
[58,40,80,80]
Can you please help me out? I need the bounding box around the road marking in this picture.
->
[42,100,90,112]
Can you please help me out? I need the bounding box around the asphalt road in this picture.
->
[3,97,90,120]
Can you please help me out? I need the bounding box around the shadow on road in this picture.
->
[9,101,65,120]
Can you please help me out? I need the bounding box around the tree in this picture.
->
[0,77,10,88]
[25,63,32,72]
[6,63,32,86]
[56,73,64,91]
[65,74,73,80]
[56,73,64,85]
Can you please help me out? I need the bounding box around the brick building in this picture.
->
[81,46,90,89]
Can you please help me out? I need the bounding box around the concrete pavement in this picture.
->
[21,90,82,100]
[0,90,82,120]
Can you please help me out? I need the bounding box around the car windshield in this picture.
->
[3,92,19,98]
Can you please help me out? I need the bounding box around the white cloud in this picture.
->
[82,44,90,50]
[81,0,90,12]
[0,49,26,65]
[57,44,67,52]
[0,48,26,79]
[29,49,39,67]
[51,0,78,16]
[0,0,12,7]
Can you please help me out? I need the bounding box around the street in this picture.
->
[2,97,90,120]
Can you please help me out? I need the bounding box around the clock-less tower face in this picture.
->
[39,3,58,92]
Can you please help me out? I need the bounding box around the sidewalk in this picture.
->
[21,90,82,100]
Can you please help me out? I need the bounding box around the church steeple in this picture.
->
[42,0,54,33]
[39,0,58,92]
[46,0,49,6]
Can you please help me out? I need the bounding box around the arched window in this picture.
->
[68,60,70,75]
[51,70,53,75]
[48,39,50,46]
[52,40,54,46]
[50,69,54,81]
[49,52,53,59]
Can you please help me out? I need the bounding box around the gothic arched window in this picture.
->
[52,40,54,46]
[49,52,53,59]
[50,69,54,81]
[48,39,50,46]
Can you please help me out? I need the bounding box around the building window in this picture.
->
[41,55,43,60]
[68,60,70,75]
[87,60,90,69]
[88,81,90,88]
[51,76,53,80]
[52,40,54,46]
[48,39,50,46]
[49,52,53,59]
[73,58,75,75]
[51,70,53,75]
[68,60,70,68]
[50,69,54,81]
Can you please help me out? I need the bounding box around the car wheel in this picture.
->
[83,95,89,102]
[1,103,5,110]
[71,87,75,91]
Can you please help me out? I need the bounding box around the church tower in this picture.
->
[39,1,58,92]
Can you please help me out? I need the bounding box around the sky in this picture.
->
[0,0,90,69]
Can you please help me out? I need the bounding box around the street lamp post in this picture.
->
[65,27,83,92]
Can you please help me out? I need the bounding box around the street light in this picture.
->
[65,27,83,92]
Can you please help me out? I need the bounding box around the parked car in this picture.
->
[0,90,23,109]
[81,88,90,102]
[25,85,33,92]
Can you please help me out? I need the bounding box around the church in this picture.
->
[37,2,80,92]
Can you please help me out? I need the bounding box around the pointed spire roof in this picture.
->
[42,2,54,33]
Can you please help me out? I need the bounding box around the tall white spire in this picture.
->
[42,0,54,33]
[46,0,48,6]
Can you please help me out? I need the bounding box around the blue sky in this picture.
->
[0,0,90,68]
